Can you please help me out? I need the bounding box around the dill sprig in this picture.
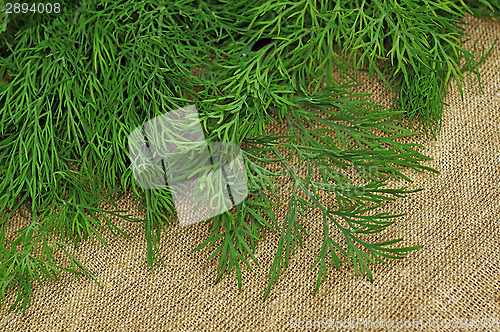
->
[0,0,497,313]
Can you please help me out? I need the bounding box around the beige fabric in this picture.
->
[1,16,499,331]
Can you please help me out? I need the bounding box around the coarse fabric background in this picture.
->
[1,15,499,332]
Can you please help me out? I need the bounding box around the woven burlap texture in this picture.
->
[1,16,499,332]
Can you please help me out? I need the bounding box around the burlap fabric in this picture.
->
[1,15,499,331]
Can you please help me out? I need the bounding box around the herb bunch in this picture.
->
[0,0,497,313]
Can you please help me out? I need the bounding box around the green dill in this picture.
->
[0,0,498,313]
